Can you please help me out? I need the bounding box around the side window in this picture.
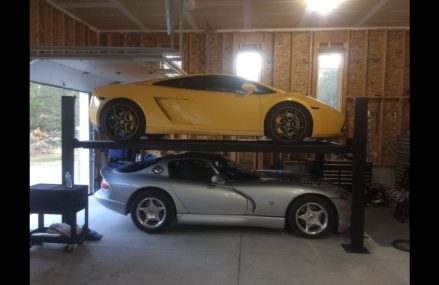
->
[153,78,184,88]
[168,159,215,183]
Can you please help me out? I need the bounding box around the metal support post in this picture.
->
[61,96,75,186]
[342,98,370,253]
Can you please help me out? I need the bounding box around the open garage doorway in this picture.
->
[30,82,90,188]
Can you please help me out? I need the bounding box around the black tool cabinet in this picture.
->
[29,183,89,252]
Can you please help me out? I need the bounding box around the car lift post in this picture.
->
[61,96,75,185]
[342,97,370,254]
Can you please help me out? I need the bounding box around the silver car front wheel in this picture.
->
[287,196,335,239]
[130,191,175,233]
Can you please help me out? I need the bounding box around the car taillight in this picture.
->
[101,179,109,190]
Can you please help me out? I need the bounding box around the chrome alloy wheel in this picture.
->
[295,202,328,236]
[271,107,306,142]
[106,105,139,139]
[135,197,167,229]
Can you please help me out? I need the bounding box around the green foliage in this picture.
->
[317,68,340,110]
[30,83,80,153]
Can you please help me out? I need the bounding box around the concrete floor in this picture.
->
[30,197,409,285]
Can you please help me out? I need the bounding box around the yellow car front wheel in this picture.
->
[100,99,145,141]
[265,102,312,144]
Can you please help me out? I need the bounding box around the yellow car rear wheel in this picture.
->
[100,99,145,141]
[265,102,312,144]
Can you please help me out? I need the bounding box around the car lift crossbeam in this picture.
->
[73,138,350,153]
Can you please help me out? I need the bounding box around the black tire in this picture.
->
[287,195,335,239]
[100,99,145,141]
[130,191,175,233]
[264,102,312,144]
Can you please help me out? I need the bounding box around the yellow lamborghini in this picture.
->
[89,74,344,143]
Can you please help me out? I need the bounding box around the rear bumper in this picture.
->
[94,190,126,215]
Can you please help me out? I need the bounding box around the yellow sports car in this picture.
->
[89,74,344,143]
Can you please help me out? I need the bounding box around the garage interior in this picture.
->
[30,0,410,284]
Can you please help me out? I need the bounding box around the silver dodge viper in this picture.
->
[95,152,351,238]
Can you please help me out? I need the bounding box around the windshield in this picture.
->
[212,158,259,181]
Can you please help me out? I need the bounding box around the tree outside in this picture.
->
[30,83,81,185]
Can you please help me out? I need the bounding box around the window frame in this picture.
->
[315,50,345,112]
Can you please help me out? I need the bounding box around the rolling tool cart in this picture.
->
[30,183,89,252]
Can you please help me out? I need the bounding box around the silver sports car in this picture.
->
[95,152,351,238]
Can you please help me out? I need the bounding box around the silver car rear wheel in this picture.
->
[135,197,167,229]
[130,191,175,233]
[287,196,334,239]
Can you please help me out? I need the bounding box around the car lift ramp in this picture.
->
[61,96,369,254]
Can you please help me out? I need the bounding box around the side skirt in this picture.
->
[177,214,285,229]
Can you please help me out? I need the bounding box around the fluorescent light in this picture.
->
[307,0,344,15]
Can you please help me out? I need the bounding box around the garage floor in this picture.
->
[30,197,409,285]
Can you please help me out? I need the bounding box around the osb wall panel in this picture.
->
[401,99,410,135]
[403,31,410,96]
[88,30,97,46]
[381,101,399,163]
[141,34,158,47]
[366,30,386,97]
[52,8,65,46]
[188,33,206,74]
[234,32,264,44]
[384,30,404,97]
[31,0,97,51]
[262,32,274,85]
[347,31,367,97]
[65,17,76,47]
[108,33,124,47]
[38,1,52,48]
[206,33,223,73]
[222,33,234,74]
[314,31,348,45]
[345,100,355,138]
[125,33,142,47]
[273,32,292,91]
[367,100,381,163]
[75,22,87,47]
[291,32,311,95]
[30,0,39,47]
[238,152,256,170]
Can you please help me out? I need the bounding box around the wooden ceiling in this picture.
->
[47,0,409,32]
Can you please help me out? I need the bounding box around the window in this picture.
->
[316,52,343,111]
[168,159,215,183]
[154,75,274,94]
[236,44,262,82]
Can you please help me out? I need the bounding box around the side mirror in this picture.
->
[241,83,257,95]
[211,174,226,185]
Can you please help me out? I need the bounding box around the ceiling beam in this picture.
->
[243,0,252,29]
[108,0,150,32]
[355,0,390,26]
[46,0,100,33]
[55,2,115,9]
[183,12,200,30]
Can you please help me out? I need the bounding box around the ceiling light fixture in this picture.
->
[306,0,344,15]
